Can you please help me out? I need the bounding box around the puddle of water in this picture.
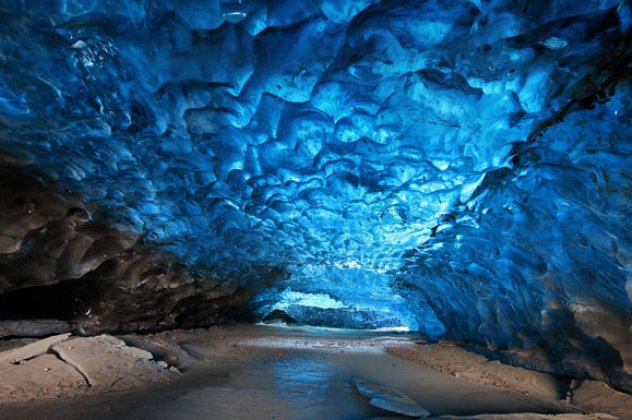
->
[75,350,558,420]
[118,352,382,420]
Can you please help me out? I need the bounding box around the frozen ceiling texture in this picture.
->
[0,0,631,390]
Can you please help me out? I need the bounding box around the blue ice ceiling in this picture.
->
[1,0,632,381]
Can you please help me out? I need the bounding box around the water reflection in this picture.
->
[261,352,377,419]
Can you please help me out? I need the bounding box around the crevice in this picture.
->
[49,347,93,388]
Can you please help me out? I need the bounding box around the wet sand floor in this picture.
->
[3,327,567,420]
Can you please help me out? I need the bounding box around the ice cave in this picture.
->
[0,0,631,418]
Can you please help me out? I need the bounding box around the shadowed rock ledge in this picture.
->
[0,165,264,334]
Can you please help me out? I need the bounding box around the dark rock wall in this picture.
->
[0,167,255,333]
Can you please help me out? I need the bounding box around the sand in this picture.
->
[0,324,628,419]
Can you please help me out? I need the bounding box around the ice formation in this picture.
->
[0,0,631,388]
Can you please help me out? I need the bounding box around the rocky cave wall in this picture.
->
[0,0,631,390]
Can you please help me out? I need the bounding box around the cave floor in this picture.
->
[0,324,628,419]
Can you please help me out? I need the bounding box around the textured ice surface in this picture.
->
[0,0,631,384]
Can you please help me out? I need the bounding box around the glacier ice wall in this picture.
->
[0,0,631,386]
